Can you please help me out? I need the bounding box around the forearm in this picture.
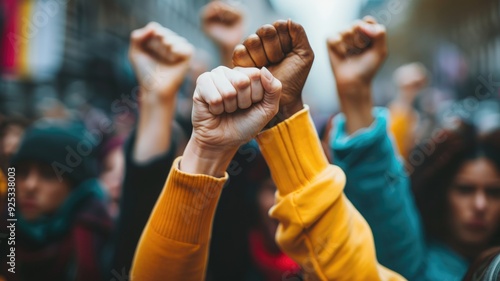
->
[130,157,227,281]
[256,107,404,280]
[332,108,405,195]
[337,83,374,135]
[134,91,177,163]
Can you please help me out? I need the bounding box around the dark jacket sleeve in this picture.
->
[110,129,177,276]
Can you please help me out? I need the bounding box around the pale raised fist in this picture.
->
[393,62,427,103]
[201,1,244,51]
[191,66,282,151]
[327,16,387,92]
[233,20,314,122]
[129,22,194,99]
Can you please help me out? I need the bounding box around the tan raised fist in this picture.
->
[327,16,387,93]
[233,20,314,122]
[327,17,387,134]
[129,22,194,100]
[201,1,244,52]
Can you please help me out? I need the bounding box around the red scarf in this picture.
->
[248,229,301,281]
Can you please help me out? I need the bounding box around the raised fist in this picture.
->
[181,66,282,176]
[326,17,387,134]
[327,16,387,94]
[201,1,244,52]
[129,22,194,100]
[233,20,314,121]
[192,66,281,150]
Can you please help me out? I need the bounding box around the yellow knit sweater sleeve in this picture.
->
[256,107,406,281]
[130,157,227,281]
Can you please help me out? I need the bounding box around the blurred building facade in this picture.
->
[0,0,283,118]
[359,0,500,103]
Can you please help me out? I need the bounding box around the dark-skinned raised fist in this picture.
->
[232,20,314,123]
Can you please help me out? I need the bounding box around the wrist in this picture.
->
[138,85,178,104]
[219,47,235,68]
[219,43,236,54]
[267,100,304,128]
[180,137,238,177]
[336,80,370,97]
[138,69,186,103]
[138,92,177,122]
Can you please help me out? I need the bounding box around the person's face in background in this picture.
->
[448,157,500,248]
[17,162,71,221]
[2,124,25,158]
[99,147,125,203]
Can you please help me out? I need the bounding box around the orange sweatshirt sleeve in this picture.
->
[256,107,406,281]
[388,103,418,159]
[130,157,227,281]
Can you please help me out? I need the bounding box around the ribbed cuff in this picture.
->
[149,157,228,244]
[256,106,329,196]
[331,107,389,150]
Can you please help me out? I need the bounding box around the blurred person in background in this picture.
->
[326,16,500,280]
[389,62,428,160]
[98,136,125,219]
[326,17,425,279]
[1,121,113,281]
[411,115,500,280]
[110,22,192,275]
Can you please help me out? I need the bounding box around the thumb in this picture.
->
[326,35,345,65]
[260,67,282,112]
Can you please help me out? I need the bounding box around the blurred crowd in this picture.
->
[1,0,500,281]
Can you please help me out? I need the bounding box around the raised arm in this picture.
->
[112,23,193,275]
[326,17,425,279]
[130,66,282,280]
[129,22,193,163]
[201,1,244,68]
[233,20,405,280]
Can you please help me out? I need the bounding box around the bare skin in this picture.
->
[17,163,71,221]
[448,157,500,259]
[129,22,193,163]
[326,16,387,134]
[233,20,314,124]
[180,66,282,177]
[201,1,244,67]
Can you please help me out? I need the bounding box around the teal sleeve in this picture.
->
[330,107,426,280]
